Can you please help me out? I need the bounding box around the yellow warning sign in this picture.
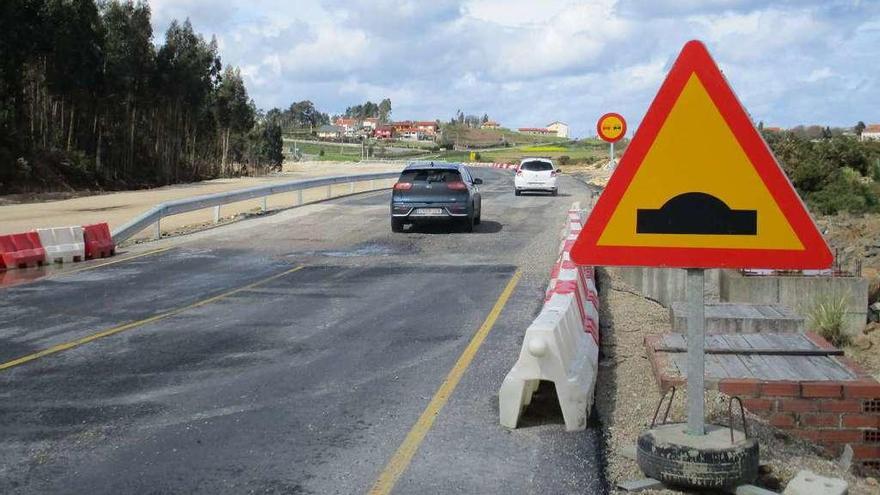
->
[599,74,802,250]
[570,40,831,269]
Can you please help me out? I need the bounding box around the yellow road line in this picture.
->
[0,265,305,372]
[368,269,523,495]
[48,246,174,278]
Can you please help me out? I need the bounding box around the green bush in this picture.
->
[808,295,851,347]
[806,169,879,215]
[319,148,325,157]
[558,155,571,165]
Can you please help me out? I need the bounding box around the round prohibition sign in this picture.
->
[597,112,627,143]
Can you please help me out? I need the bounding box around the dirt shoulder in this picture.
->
[595,267,878,493]
[0,161,404,240]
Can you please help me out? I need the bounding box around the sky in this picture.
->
[147,0,880,138]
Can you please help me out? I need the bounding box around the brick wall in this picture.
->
[646,333,880,473]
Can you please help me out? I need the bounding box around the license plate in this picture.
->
[411,207,445,216]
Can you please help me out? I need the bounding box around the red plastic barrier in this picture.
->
[83,223,115,259]
[0,232,46,270]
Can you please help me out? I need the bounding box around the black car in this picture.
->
[390,162,483,232]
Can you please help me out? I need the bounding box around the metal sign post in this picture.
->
[686,268,705,435]
[610,141,615,162]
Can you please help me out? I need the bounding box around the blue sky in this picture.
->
[147,0,879,138]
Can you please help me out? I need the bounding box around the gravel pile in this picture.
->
[594,267,879,494]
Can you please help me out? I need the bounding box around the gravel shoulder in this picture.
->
[594,263,879,494]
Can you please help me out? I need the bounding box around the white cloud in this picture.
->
[147,0,880,136]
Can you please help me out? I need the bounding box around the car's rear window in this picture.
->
[399,169,462,183]
[520,160,553,171]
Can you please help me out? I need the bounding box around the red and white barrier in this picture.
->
[499,202,599,431]
[470,162,518,170]
[0,222,116,271]
[0,233,46,270]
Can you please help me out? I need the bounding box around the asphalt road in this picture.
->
[0,168,606,494]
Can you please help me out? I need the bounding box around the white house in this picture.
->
[861,124,880,141]
[546,121,570,138]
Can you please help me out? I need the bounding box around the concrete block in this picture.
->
[670,302,804,334]
[736,485,780,495]
[720,270,868,337]
[782,470,848,495]
[617,478,664,492]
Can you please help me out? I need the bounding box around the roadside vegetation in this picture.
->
[763,128,880,215]
[1,0,283,195]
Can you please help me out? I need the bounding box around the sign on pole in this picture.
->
[597,113,627,143]
[572,41,832,270]
[572,40,832,438]
[597,113,626,165]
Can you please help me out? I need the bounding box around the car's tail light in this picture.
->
[551,171,558,177]
[515,170,522,176]
[448,204,468,214]
[446,181,467,191]
[393,182,413,191]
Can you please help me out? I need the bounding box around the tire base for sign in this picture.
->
[636,423,758,491]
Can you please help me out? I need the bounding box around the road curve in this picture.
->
[0,168,606,494]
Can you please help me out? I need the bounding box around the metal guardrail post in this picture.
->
[213,206,220,224]
[326,184,332,198]
[155,219,161,240]
[297,190,303,205]
[349,182,355,194]
[262,197,268,212]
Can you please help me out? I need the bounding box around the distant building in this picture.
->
[362,118,379,130]
[546,121,569,138]
[334,117,359,133]
[481,120,500,129]
[518,127,554,136]
[861,124,880,141]
[374,125,394,139]
[415,121,439,136]
[389,121,437,140]
[317,125,342,139]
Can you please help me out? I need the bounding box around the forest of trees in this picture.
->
[342,99,392,122]
[0,0,283,194]
[449,110,491,128]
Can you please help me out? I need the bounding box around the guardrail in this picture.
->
[112,172,400,244]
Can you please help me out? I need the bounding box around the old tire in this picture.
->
[636,423,758,491]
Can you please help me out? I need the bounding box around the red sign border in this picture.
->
[597,112,627,143]
[572,40,832,269]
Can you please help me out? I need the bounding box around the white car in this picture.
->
[514,158,559,196]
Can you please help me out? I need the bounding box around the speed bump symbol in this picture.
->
[636,192,757,235]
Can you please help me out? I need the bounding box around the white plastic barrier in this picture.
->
[37,226,85,263]
[499,292,599,431]
[499,202,600,431]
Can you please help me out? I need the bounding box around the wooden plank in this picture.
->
[669,333,687,348]
[746,335,801,380]
[652,347,843,356]
[705,354,729,380]
[811,356,856,381]
[780,355,827,381]
[716,354,754,379]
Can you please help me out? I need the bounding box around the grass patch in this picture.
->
[808,295,851,347]
[521,145,567,152]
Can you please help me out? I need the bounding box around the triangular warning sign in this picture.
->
[571,40,832,270]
